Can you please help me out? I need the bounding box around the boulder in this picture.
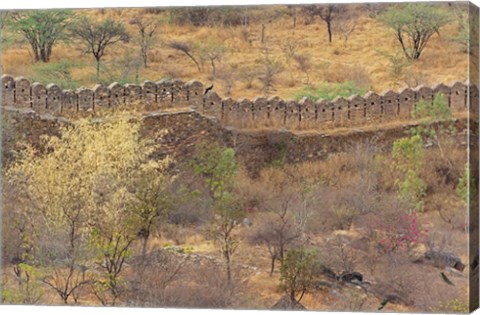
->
[271,294,306,310]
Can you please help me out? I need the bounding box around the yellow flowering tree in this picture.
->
[4,113,173,305]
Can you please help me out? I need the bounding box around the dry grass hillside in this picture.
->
[0,3,470,101]
[0,3,476,313]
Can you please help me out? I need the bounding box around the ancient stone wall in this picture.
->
[3,105,471,178]
[0,74,204,114]
[1,74,476,130]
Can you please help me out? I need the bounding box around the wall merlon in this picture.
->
[451,81,468,111]
[31,82,47,112]
[62,89,77,112]
[381,90,399,120]
[1,74,15,106]
[93,84,110,109]
[15,77,31,108]
[348,95,366,124]
[108,82,125,107]
[46,83,62,113]
[141,80,157,107]
[203,91,222,116]
[77,88,93,111]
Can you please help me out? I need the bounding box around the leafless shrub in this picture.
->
[158,261,256,309]
[293,54,312,85]
[216,64,237,96]
[371,253,419,306]
[248,209,301,275]
[279,39,301,66]
[402,70,428,88]
[332,16,358,46]
[322,236,358,274]
[239,65,258,89]
[126,249,186,307]
[364,3,387,18]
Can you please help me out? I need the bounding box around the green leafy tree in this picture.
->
[2,263,44,305]
[129,158,176,257]
[8,10,73,62]
[412,94,455,164]
[71,17,130,79]
[193,142,242,286]
[392,135,426,212]
[280,247,317,303]
[457,163,476,206]
[379,4,451,60]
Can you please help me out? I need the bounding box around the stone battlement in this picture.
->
[1,74,477,130]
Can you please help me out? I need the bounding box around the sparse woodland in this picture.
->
[0,3,477,313]
[0,3,472,98]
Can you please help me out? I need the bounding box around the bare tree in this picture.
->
[71,17,130,79]
[167,41,202,73]
[198,42,226,77]
[239,65,257,89]
[333,17,358,46]
[127,250,186,306]
[293,54,312,85]
[129,17,158,68]
[279,40,301,67]
[217,65,236,96]
[249,201,301,275]
[319,5,338,44]
[256,48,284,94]
[300,5,340,43]
[286,5,298,28]
[245,168,307,275]
[323,236,358,275]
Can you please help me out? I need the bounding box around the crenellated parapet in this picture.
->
[200,81,476,130]
[1,74,477,130]
[0,74,204,114]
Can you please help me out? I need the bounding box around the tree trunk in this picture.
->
[292,8,297,28]
[184,51,202,73]
[141,236,149,257]
[290,290,296,302]
[32,46,40,62]
[211,59,216,77]
[327,20,332,43]
[141,45,148,68]
[261,24,266,44]
[226,251,232,286]
[270,255,277,276]
[96,58,101,80]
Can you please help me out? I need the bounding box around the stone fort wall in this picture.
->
[1,74,477,130]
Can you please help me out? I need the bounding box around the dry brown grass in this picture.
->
[1,5,469,101]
